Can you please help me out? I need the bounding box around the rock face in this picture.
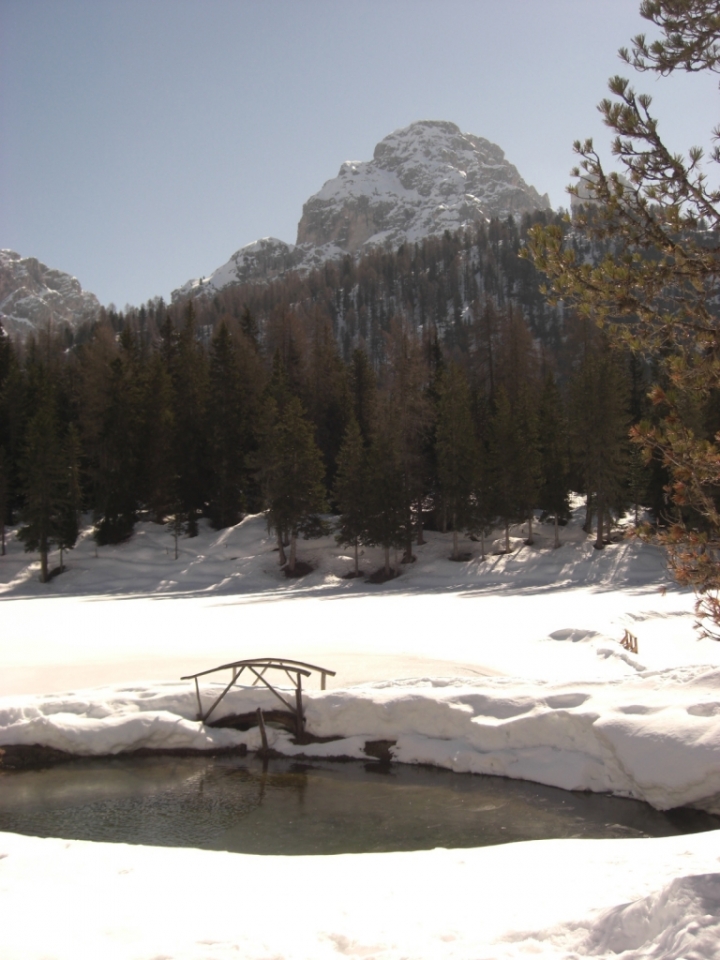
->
[0,250,101,339]
[173,237,304,301]
[297,120,550,252]
[173,121,550,301]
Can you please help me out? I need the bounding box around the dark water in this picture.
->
[1,755,717,855]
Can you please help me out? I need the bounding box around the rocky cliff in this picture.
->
[297,120,550,251]
[0,250,101,340]
[174,120,550,300]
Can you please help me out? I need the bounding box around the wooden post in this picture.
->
[621,630,639,654]
[194,677,202,721]
[295,674,304,737]
[256,707,269,753]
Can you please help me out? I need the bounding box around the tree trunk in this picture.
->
[526,511,534,546]
[505,520,510,554]
[594,497,605,550]
[554,515,560,549]
[480,528,486,561]
[452,514,458,560]
[583,494,593,535]
[40,546,49,583]
[277,529,287,566]
[384,545,391,577]
[354,539,359,576]
[288,532,297,572]
[403,505,414,563]
[416,497,425,545]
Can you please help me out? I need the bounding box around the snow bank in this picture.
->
[2,829,720,960]
[4,665,720,811]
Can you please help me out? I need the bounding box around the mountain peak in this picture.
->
[0,249,101,339]
[173,121,550,300]
[296,120,550,253]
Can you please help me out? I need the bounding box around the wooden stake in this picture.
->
[256,707,269,753]
[295,675,304,737]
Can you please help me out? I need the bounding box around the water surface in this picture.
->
[1,755,716,855]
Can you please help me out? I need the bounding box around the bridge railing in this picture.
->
[181,657,337,734]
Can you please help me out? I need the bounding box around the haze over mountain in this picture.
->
[172,121,550,301]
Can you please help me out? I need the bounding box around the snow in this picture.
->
[173,236,296,298]
[3,501,720,958]
[2,831,720,959]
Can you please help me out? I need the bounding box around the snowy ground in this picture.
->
[3,505,720,958]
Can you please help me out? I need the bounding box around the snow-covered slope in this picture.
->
[4,503,720,959]
[171,237,303,301]
[173,121,550,300]
[0,249,101,340]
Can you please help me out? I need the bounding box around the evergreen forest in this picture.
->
[0,212,689,581]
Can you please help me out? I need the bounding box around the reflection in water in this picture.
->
[0,755,717,856]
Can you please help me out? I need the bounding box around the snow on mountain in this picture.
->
[0,249,101,340]
[172,121,551,300]
[172,237,304,300]
[298,119,550,251]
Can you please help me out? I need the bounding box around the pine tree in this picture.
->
[171,303,208,537]
[88,332,142,545]
[206,322,245,529]
[334,416,368,575]
[384,320,433,563]
[240,305,260,350]
[569,338,630,549]
[259,395,327,574]
[489,387,524,553]
[305,316,350,499]
[138,351,176,524]
[349,348,378,445]
[435,363,478,560]
[537,374,570,548]
[0,332,28,527]
[0,446,8,556]
[514,383,543,545]
[17,393,68,581]
[526,1,720,626]
[56,424,82,568]
[364,415,406,577]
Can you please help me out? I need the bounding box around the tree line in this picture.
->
[0,272,669,580]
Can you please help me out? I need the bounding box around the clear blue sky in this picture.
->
[1,0,716,309]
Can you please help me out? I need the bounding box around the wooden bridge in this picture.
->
[181,657,336,737]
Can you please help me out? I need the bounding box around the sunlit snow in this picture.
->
[2,502,720,959]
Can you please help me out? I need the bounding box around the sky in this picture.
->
[1,0,717,310]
